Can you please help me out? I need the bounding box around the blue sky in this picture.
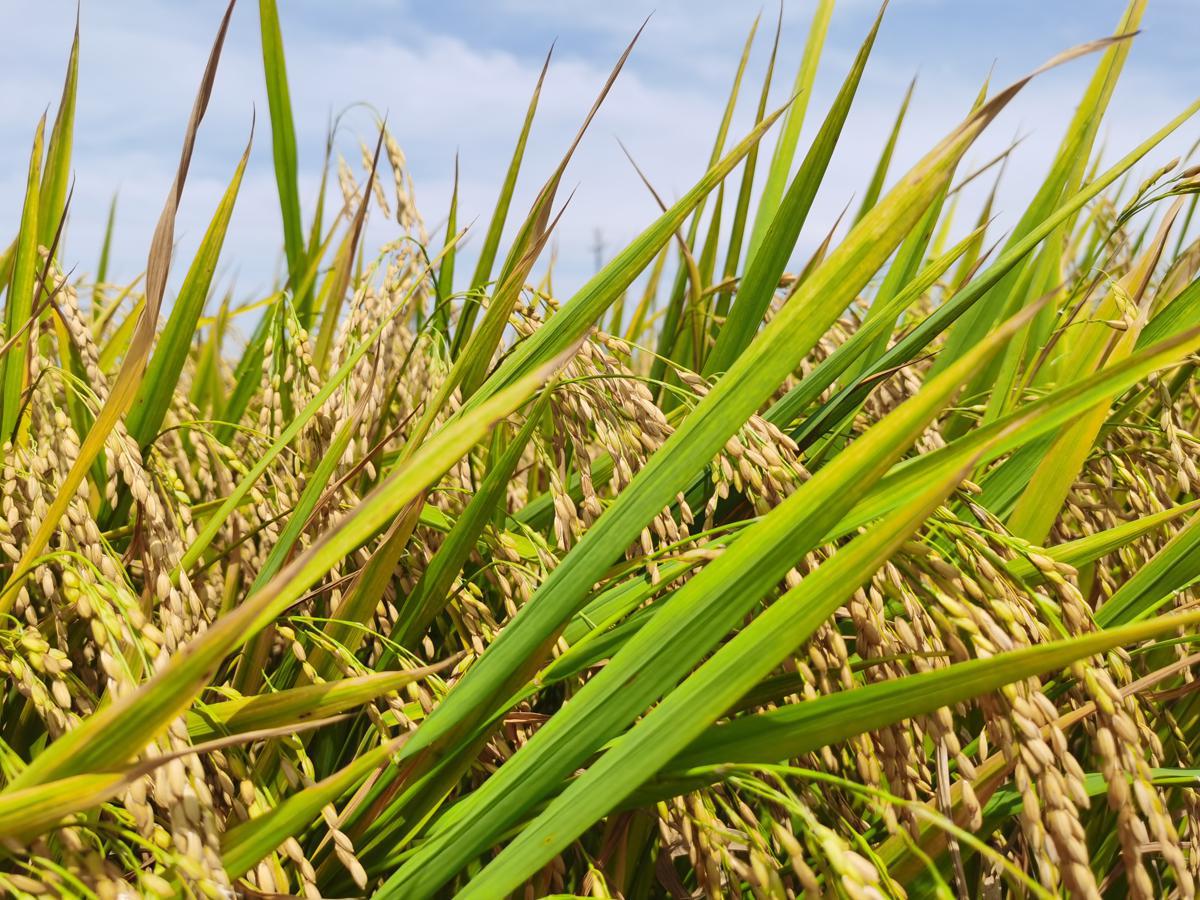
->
[1,1,1197,303]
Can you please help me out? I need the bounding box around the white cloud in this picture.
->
[0,0,1194,312]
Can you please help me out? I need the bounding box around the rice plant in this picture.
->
[3,0,1200,896]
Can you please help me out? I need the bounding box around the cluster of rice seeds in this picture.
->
[10,292,163,674]
[1077,660,1194,898]
[66,266,221,647]
[382,129,426,241]
[336,154,364,212]
[819,492,1200,896]
[653,777,899,899]
[2,285,233,894]
[867,369,947,456]
[1,811,180,900]
[144,721,230,894]
[657,794,757,898]
[1156,382,1200,495]
[761,512,1054,891]
[513,308,675,556]
[264,303,324,443]
[672,369,810,526]
[0,625,76,739]
[328,247,444,483]
[0,259,375,894]
[479,530,556,645]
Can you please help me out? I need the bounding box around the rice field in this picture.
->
[3,0,1200,896]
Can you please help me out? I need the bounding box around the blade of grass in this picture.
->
[853,75,914,223]
[0,115,45,443]
[706,6,885,376]
[1095,508,1200,627]
[126,126,252,450]
[0,0,237,613]
[258,0,308,322]
[648,13,760,392]
[451,46,552,358]
[705,7,782,364]
[655,607,1200,781]
[313,127,383,369]
[433,153,459,336]
[92,193,117,313]
[188,661,455,742]
[37,16,78,253]
[746,0,835,260]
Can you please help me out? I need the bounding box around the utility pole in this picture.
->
[591,228,605,274]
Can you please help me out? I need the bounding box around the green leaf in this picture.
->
[258,0,308,322]
[37,18,78,253]
[125,130,251,450]
[0,773,128,844]
[451,47,552,358]
[1004,500,1200,583]
[93,193,117,312]
[379,302,1039,897]
[767,219,985,427]
[187,664,451,743]
[745,0,834,261]
[853,75,915,223]
[705,3,884,377]
[433,153,459,335]
[0,115,45,443]
[454,452,976,898]
[658,607,1200,779]
[1096,508,1200,627]
[704,9,782,364]
[649,14,760,392]
[471,100,790,406]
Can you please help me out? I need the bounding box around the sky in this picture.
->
[0,0,1197,307]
